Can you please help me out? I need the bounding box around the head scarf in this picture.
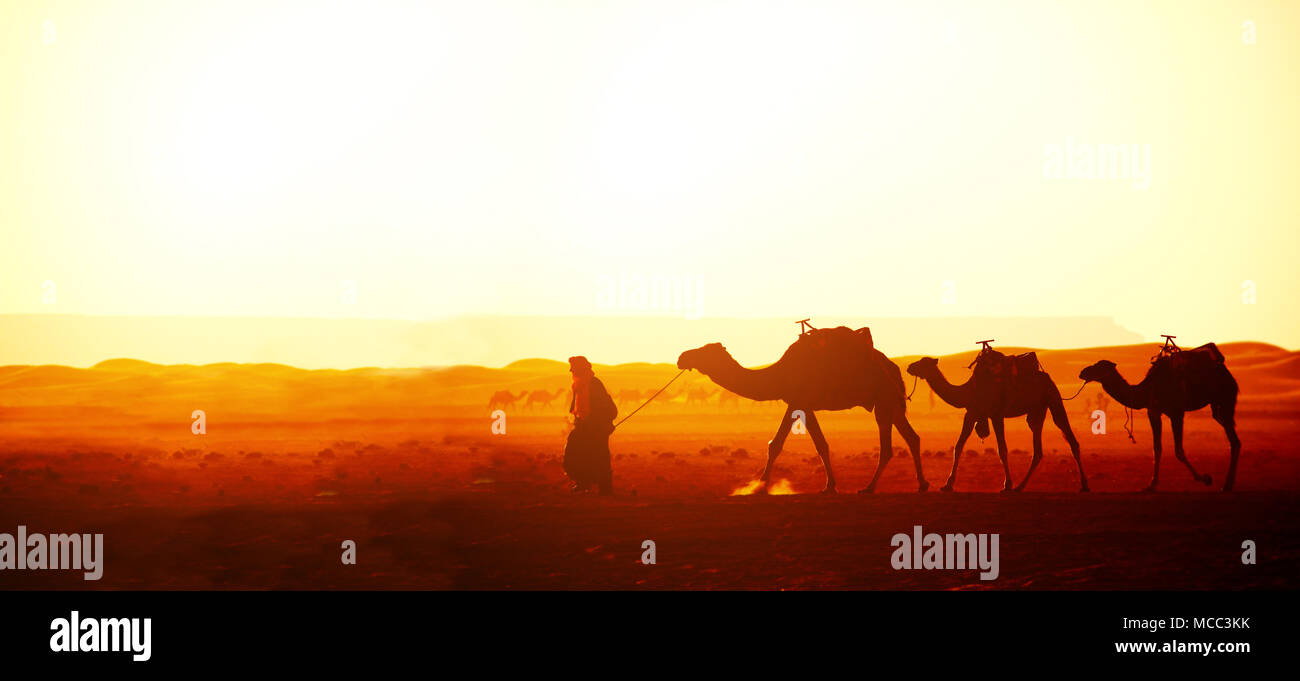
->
[569,356,594,418]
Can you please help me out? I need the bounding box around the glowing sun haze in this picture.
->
[2,0,1297,364]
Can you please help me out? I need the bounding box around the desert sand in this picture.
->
[0,342,1296,589]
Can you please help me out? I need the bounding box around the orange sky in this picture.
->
[2,0,1297,366]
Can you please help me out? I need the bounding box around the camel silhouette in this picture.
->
[1079,343,1240,492]
[649,387,683,406]
[684,386,717,406]
[716,389,741,409]
[525,388,566,410]
[677,326,926,494]
[487,390,528,411]
[644,387,670,401]
[616,388,644,407]
[907,356,1087,492]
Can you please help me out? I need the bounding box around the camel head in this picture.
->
[677,342,729,373]
[1079,360,1118,383]
[906,357,940,379]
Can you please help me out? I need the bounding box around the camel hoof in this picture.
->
[917,480,929,493]
[821,486,837,495]
[1200,474,1213,486]
[940,483,955,493]
[1140,484,1157,494]
[999,487,1014,494]
[1221,485,1234,493]
[1079,485,1090,493]
[857,487,875,495]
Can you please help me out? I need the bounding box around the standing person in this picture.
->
[564,356,617,495]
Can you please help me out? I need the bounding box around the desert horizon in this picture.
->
[2,336,1296,590]
[2,0,1297,665]
[0,312,1169,369]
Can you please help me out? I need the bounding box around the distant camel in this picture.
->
[678,326,925,494]
[616,388,644,407]
[487,390,528,411]
[684,386,717,406]
[525,388,565,410]
[717,389,740,409]
[1080,344,1239,491]
[907,356,1087,492]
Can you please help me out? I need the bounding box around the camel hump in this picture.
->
[791,325,873,354]
[1175,343,1222,363]
[1160,342,1225,368]
[777,325,879,383]
[1016,351,1043,374]
[972,351,1043,392]
[853,326,874,352]
[1148,343,1227,385]
[973,349,1040,373]
[1192,342,1225,364]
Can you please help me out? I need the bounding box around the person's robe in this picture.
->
[564,377,617,487]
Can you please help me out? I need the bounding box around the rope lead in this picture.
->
[613,369,688,430]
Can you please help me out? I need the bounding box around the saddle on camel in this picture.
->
[1077,334,1240,491]
[968,339,1043,438]
[1149,335,1227,394]
[788,322,882,400]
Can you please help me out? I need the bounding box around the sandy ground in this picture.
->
[0,341,1297,589]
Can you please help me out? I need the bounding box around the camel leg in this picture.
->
[861,408,908,494]
[1169,411,1212,487]
[1049,395,1088,492]
[803,411,836,494]
[1015,410,1046,492]
[893,412,928,492]
[1144,411,1162,492]
[759,405,797,485]
[992,418,1013,492]
[942,414,977,492]
[1212,402,1241,492]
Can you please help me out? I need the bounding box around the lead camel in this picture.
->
[677,327,926,494]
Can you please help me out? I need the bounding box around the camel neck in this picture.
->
[696,354,785,402]
[1098,371,1149,409]
[922,367,972,408]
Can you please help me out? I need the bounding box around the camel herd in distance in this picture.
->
[489,323,1243,494]
[490,379,1116,417]
[488,385,762,413]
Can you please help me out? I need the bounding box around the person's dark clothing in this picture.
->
[564,376,617,492]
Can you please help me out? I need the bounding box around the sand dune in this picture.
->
[0,342,1294,419]
[0,314,1147,368]
[0,340,1297,590]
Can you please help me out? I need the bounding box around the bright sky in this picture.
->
[2,0,1297,359]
